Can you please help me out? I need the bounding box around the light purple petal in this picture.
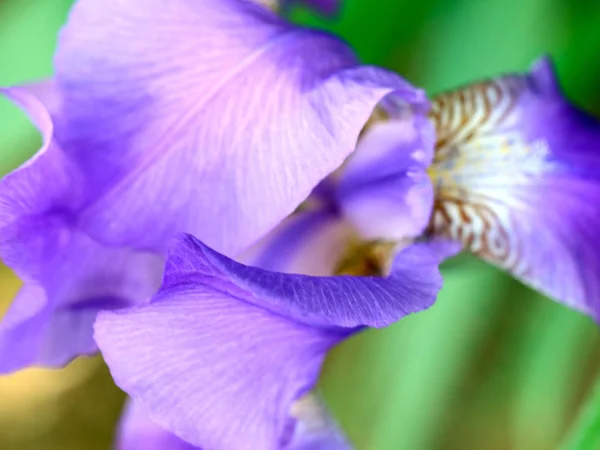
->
[117,400,199,450]
[0,88,163,372]
[54,0,428,256]
[428,55,600,318]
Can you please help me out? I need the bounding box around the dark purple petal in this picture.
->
[428,55,600,319]
[117,400,199,450]
[0,88,163,372]
[161,234,442,328]
[54,0,428,256]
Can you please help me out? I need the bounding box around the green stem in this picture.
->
[560,370,600,450]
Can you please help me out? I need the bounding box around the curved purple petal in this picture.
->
[0,88,163,372]
[161,233,442,328]
[54,0,428,256]
[428,55,600,318]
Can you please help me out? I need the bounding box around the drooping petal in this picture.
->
[0,88,163,372]
[159,234,442,328]
[54,0,428,256]
[117,400,199,450]
[336,111,435,241]
[427,55,600,318]
[95,232,443,449]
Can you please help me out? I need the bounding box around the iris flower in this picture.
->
[1,0,597,448]
[0,0,446,448]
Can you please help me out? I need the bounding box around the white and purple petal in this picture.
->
[54,0,428,256]
[428,55,600,319]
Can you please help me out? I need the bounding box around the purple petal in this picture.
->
[337,116,435,241]
[160,234,442,328]
[54,0,428,256]
[0,88,163,372]
[117,400,199,450]
[428,55,600,318]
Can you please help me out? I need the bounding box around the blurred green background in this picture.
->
[1,1,600,449]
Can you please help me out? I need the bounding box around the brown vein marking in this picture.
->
[359,106,390,139]
[334,240,398,277]
[429,192,517,270]
[433,81,496,151]
[493,78,523,127]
